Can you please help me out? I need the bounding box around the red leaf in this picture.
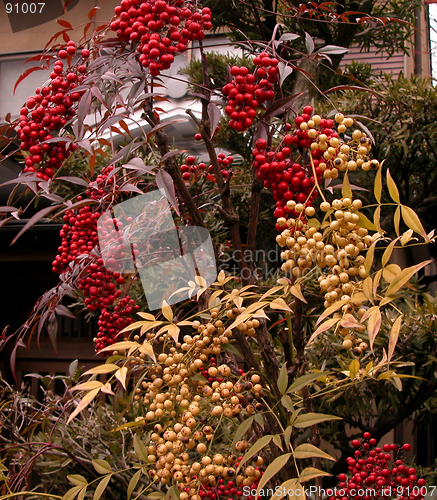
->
[14,66,46,94]
[156,169,180,215]
[11,204,61,245]
[57,19,73,29]
[263,94,303,119]
[88,6,100,20]
[160,149,187,165]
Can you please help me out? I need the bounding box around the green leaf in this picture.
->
[92,459,112,475]
[286,372,326,394]
[127,469,142,500]
[134,434,149,462]
[293,443,336,461]
[277,363,289,394]
[238,435,273,470]
[93,474,112,500]
[233,416,254,445]
[293,412,342,428]
[255,453,292,498]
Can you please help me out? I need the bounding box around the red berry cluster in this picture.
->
[95,295,140,350]
[52,205,101,275]
[180,154,234,182]
[110,0,212,76]
[198,475,260,500]
[222,53,279,132]
[331,433,426,500]
[17,42,89,179]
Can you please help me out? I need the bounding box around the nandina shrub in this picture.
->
[0,0,435,499]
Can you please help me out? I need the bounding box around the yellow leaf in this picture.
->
[401,205,429,241]
[299,467,331,483]
[139,341,156,361]
[289,284,307,303]
[217,269,226,284]
[373,205,383,234]
[381,237,399,267]
[293,443,336,461]
[98,341,139,353]
[379,296,395,307]
[340,314,362,329]
[100,382,114,395]
[255,453,292,500]
[386,168,400,203]
[394,205,400,237]
[356,211,376,231]
[388,314,403,361]
[83,364,119,376]
[364,240,377,275]
[71,381,103,392]
[367,306,382,351]
[362,276,374,303]
[208,289,224,308]
[270,298,292,312]
[349,359,359,378]
[140,321,164,334]
[308,317,339,343]
[166,324,180,343]
[119,321,149,334]
[137,312,155,321]
[386,260,432,296]
[342,171,352,199]
[374,165,382,203]
[400,228,414,246]
[382,263,402,284]
[115,367,128,389]
[316,299,348,325]
[270,479,299,500]
[162,301,173,321]
[260,286,285,301]
[244,301,269,313]
[67,387,100,423]
[373,268,382,299]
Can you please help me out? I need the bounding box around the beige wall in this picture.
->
[0,0,119,55]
